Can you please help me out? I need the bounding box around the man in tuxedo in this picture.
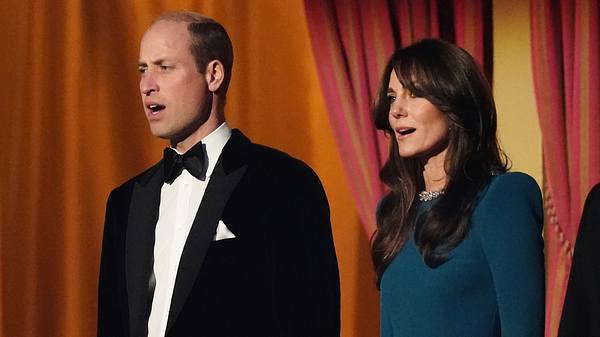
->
[97,11,340,337]
[559,182,600,337]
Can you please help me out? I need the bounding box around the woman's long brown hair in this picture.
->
[371,39,508,285]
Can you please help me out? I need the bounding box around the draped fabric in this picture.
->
[303,0,492,237]
[1,1,380,336]
[453,0,493,80]
[303,0,392,237]
[530,1,600,336]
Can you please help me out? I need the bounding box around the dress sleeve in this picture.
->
[380,302,393,337]
[474,172,545,336]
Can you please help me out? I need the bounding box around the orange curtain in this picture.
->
[530,1,600,336]
[1,1,378,336]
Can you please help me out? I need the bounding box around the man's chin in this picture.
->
[149,127,173,140]
[151,130,192,148]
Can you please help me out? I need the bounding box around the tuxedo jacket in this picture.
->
[559,183,600,337]
[98,130,340,337]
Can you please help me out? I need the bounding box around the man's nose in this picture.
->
[140,73,159,96]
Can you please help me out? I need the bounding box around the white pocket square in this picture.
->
[213,220,236,241]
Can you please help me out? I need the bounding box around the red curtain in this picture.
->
[303,0,492,236]
[530,1,600,336]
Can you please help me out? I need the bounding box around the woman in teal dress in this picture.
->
[371,39,545,337]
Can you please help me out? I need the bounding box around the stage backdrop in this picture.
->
[0,1,544,337]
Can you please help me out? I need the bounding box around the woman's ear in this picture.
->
[204,60,225,93]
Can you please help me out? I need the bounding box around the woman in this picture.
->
[559,182,600,336]
[372,39,545,337]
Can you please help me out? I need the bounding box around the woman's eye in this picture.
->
[387,95,396,104]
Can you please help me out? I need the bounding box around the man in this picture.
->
[558,182,600,337]
[98,11,340,337]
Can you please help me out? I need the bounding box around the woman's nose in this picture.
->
[390,102,407,118]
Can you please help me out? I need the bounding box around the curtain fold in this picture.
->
[454,0,493,80]
[530,1,600,336]
[392,0,440,44]
[304,0,492,237]
[304,0,391,236]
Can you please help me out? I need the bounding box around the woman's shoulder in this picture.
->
[482,171,541,202]
[490,171,539,188]
[472,171,544,236]
[473,172,543,224]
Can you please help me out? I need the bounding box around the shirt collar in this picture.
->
[201,122,231,178]
[170,122,232,179]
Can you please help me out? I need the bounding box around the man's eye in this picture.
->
[138,67,147,74]
[160,65,171,71]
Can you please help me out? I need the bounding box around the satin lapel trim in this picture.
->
[126,165,163,337]
[166,157,247,333]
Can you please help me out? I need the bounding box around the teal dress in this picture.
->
[380,172,545,337]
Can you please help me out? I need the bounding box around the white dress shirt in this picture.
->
[147,123,232,337]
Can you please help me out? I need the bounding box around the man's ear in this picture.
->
[204,60,225,93]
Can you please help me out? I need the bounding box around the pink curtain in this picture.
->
[303,0,492,236]
[530,1,600,336]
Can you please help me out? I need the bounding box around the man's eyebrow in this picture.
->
[137,59,168,67]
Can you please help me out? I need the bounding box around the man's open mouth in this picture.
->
[148,104,166,113]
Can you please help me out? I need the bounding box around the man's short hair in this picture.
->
[154,11,234,99]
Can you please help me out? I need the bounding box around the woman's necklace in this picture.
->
[418,189,445,202]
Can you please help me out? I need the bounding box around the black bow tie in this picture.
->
[163,142,206,183]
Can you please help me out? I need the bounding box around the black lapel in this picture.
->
[166,130,250,333]
[126,163,163,337]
